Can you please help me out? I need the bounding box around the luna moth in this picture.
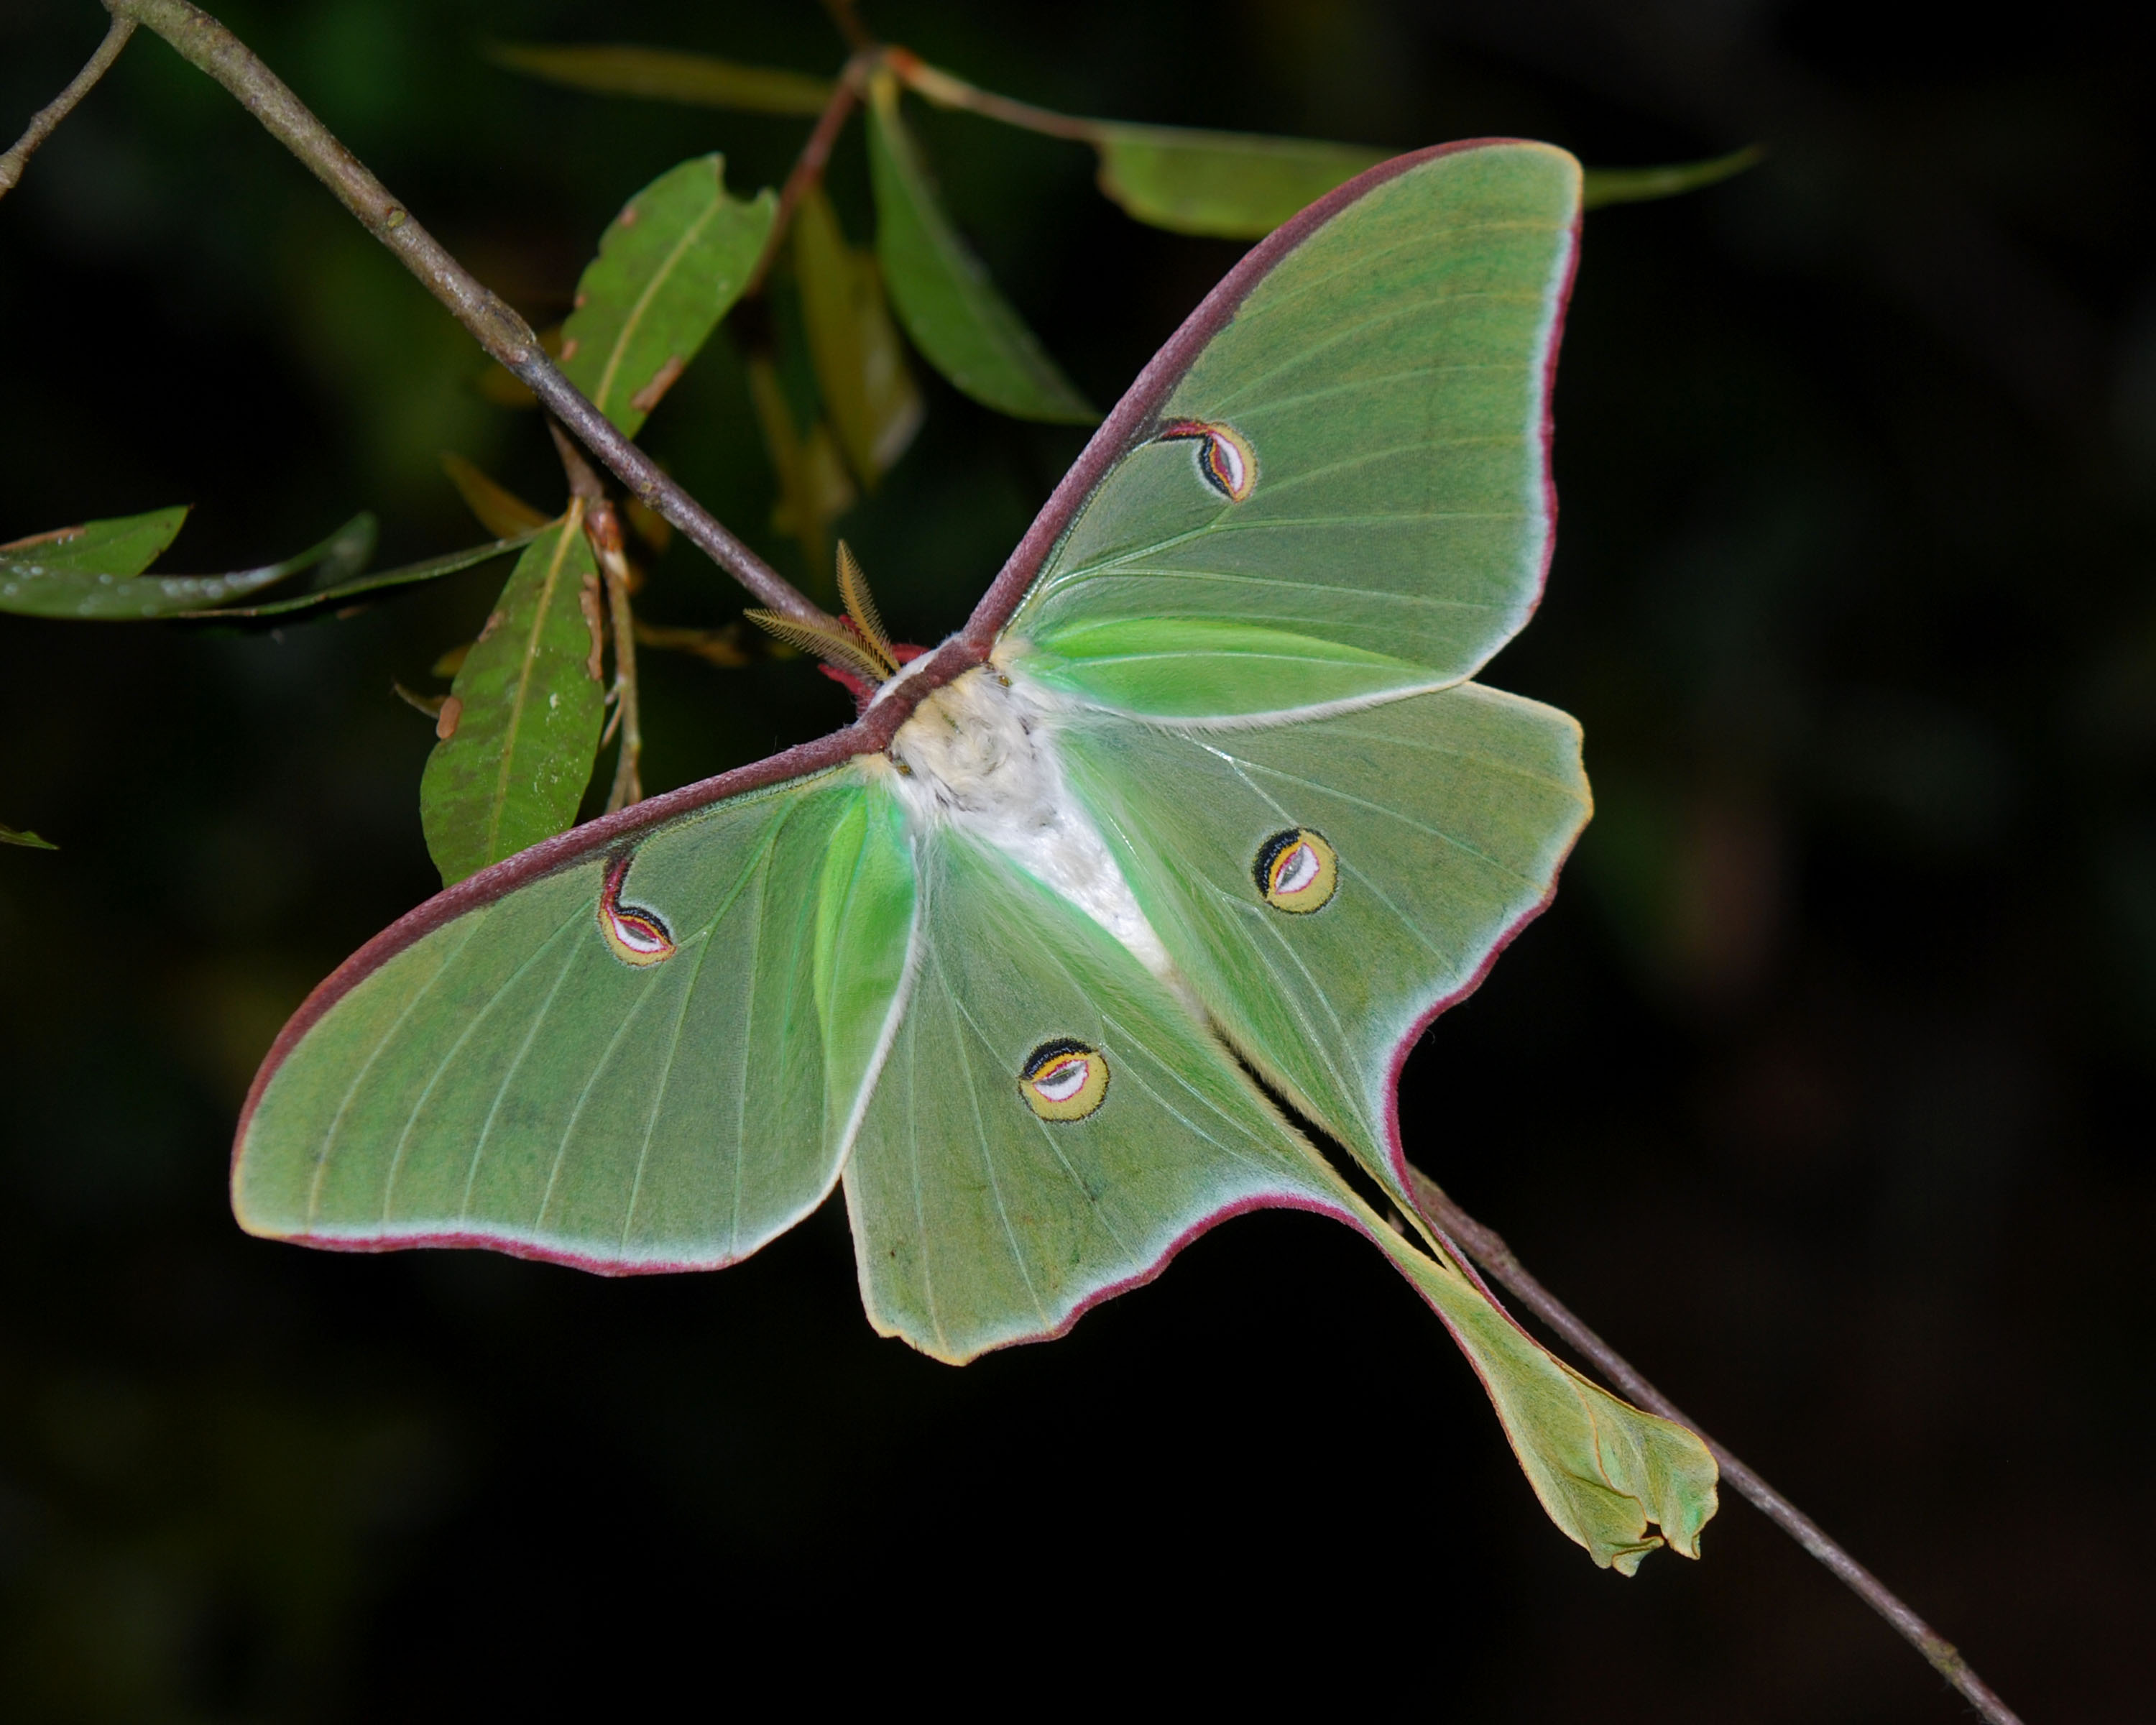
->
[231,139,1719,1573]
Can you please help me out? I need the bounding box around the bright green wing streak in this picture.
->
[236,769,915,1271]
[844,824,1713,1569]
[1010,142,1578,718]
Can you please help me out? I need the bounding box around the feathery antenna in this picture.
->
[744,607,894,686]
[835,541,898,675]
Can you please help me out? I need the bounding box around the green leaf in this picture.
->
[486,41,834,116]
[193,535,536,620]
[1580,145,1764,209]
[420,509,608,888]
[0,822,56,850]
[560,155,776,440]
[793,184,924,488]
[1092,125,1759,237]
[0,512,375,620]
[1095,126,1387,238]
[0,505,189,576]
[867,77,1097,426]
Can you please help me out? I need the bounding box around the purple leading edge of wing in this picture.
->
[233,137,1580,1214]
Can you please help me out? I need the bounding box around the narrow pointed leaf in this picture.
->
[1095,126,1388,237]
[560,155,776,440]
[1580,145,1763,208]
[793,184,924,487]
[487,42,834,116]
[420,509,607,887]
[1,822,56,850]
[0,513,375,620]
[193,534,536,620]
[0,505,189,576]
[442,453,551,538]
[867,78,1096,425]
[1095,125,1759,236]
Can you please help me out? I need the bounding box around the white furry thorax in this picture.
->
[880,662,1174,979]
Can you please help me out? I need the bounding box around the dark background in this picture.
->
[2,0,2150,1717]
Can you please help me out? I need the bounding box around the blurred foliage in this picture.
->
[1,0,2154,1718]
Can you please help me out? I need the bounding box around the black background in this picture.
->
[1,1,2150,1717]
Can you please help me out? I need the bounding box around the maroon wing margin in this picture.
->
[956,137,1548,651]
[234,138,1555,1169]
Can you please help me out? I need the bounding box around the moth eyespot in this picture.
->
[597,852,676,966]
[1156,418,1256,502]
[1254,828,1338,914]
[1019,1038,1110,1121]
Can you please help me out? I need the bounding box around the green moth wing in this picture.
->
[231,138,1717,1570]
[998,140,1580,719]
[1055,681,1590,1209]
[843,822,1344,1363]
[234,765,914,1271]
[842,809,1712,1568]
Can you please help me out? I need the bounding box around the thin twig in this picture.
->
[548,422,642,811]
[742,50,875,298]
[1405,1167,2024,1725]
[0,16,137,198]
[589,502,642,812]
[819,0,875,54]
[105,0,831,628]
[885,51,1102,144]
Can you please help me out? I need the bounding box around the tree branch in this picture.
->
[742,50,874,298]
[104,0,831,627]
[1405,1166,2024,1725]
[0,16,137,198]
[819,0,875,55]
[885,51,1102,144]
[589,502,644,813]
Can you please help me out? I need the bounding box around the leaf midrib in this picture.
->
[593,178,727,418]
[488,505,584,859]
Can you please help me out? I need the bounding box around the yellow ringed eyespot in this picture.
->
[596,852,676,966]
[1019,1038,1110,1121]
[1254,828,1339,914]
[1156,418,1257,502]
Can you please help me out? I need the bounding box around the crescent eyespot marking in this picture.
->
[1254,828,1339,914]
[596,852,677,967]
[1019,1037,1110,1121]
[1156,418,1256,502]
